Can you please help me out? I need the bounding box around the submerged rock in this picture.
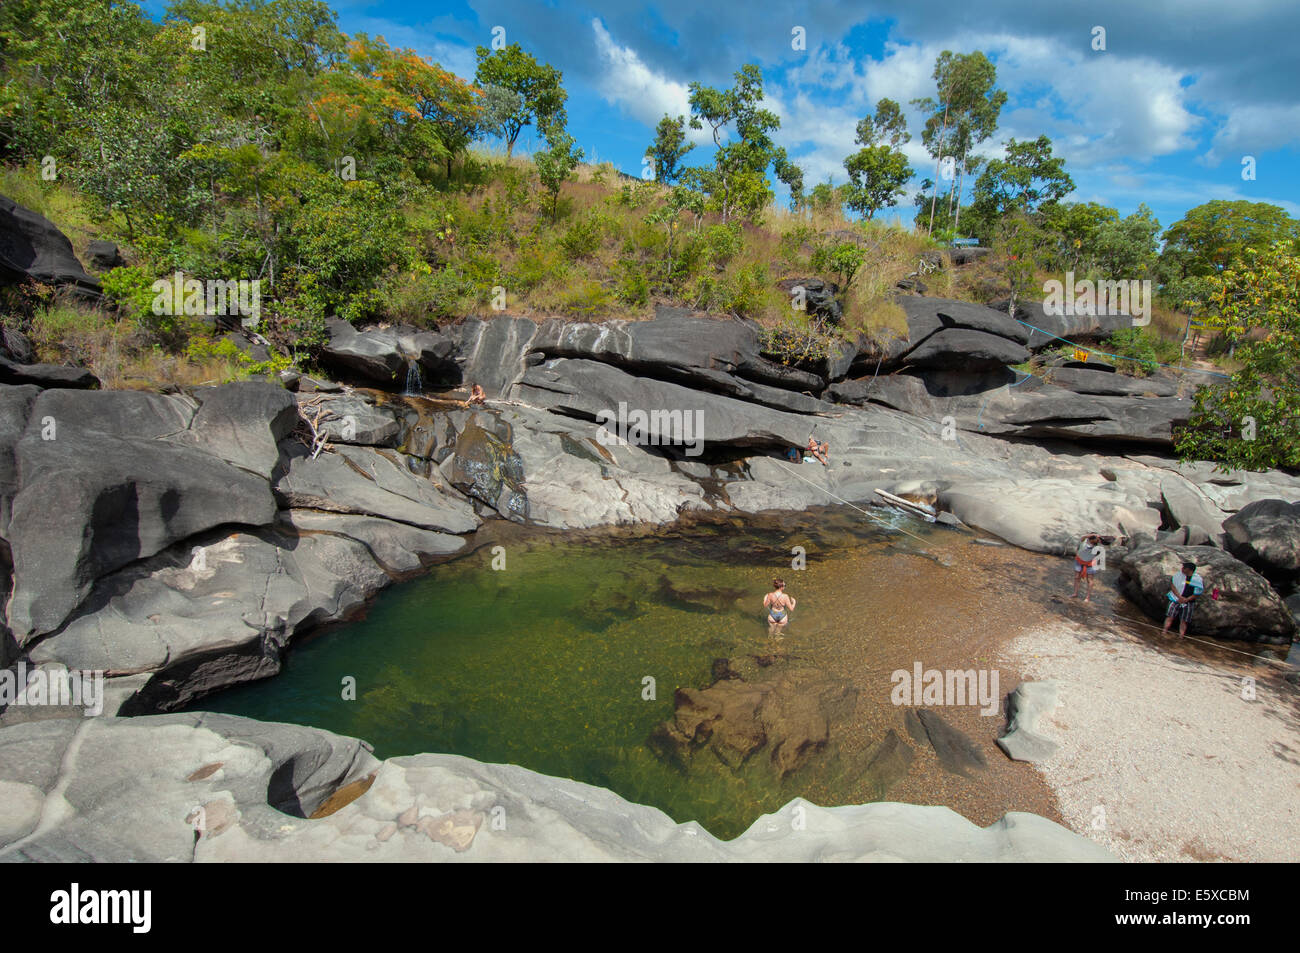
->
[650,655,857,780]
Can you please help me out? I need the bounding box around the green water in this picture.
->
[200,510,966,839]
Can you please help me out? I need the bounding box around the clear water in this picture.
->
[199,509,1064,838]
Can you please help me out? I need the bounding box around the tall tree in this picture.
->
[685,63,782,223]
[912,51,1006,236]
[843,97,913,220]
[647,114,693,184]
[473,42,566,157]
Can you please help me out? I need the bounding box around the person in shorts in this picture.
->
[1162,561,1205,637]
[1073,534,1104,601]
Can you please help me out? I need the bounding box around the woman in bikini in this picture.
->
[763,578,796,637]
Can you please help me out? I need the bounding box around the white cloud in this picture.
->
[589,19,711,145]
[1202,103,1300,167]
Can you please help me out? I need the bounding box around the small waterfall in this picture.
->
[404,359,423,396]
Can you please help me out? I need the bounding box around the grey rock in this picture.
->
[993,297,1133,350]
[275,443,478,534]
[903,328,1031,369]
[997,681,1060,763]
[1222,499,1300,581]
[0,195,99,298]
[0,328,34,364]
[0,357,98,389]
[1118,543,1296,643]
[897,296,1031,346]
[7,427,277,641]
[85,240,124,272]
[0,714,1115,862]
[1046,366,1178,397]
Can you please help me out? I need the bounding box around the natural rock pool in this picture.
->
[200,507,1072,839]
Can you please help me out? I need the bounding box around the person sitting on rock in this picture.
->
[1162,561,1205,638]
[1073,533,1103,601]
[468,383,486,406]
[763,579,796,637]
[805,436,829,467]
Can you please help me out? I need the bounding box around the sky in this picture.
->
[146,0,1300,232]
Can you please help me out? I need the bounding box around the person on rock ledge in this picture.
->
[805,435,829,467]
[1163,560,1205,638]
[467,382,486,406]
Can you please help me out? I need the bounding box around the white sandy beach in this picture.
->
[1005,621,1300,863]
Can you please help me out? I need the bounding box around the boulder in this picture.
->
[1222,499,1300,582]
[897,296,1031,346]
[274,443,479,534]
[997,681,1060,763]
[947,246,991,266]
[903,328,1031,369]
[447,420,528,522]
[775,277,841,326]
[0,195,99,297]
[318,317,458,388]
[453,316,539,398]
[993,297,1132,350]
[1045,366,1178,398]
[0,357,98,390]
[1117,543,1296,643]
[6,426,278,641]
[939,478,1160,555]
[1159,477,1228,541]
[513,358,814,451]
[84,240,124,272]
[170,381,299,478]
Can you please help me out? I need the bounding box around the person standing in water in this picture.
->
[763,579,796,637]
[1073,533,1103,601]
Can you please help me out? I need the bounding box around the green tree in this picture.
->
[911,51,1007,236]
[1175,242,1300,469]
[647,114,693,184]
[1041,201,1118,271]
[473,43,566,157]
[995,213,1053,319]
[534,122,583,222]
[686,63,782,222]
[1090,203,1161,280]
[843,98,913,220]
[968,135,1074,242]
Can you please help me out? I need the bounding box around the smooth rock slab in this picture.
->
[997,681,1061,763]
[0,714,1117,862]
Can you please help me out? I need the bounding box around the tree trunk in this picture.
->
[926,100,950,236]
[953,144,968,236]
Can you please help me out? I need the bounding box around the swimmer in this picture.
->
[468,383,486,405]
[805,436,829,467]
[763,578,796,637]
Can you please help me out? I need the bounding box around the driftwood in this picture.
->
[294,394,337,459]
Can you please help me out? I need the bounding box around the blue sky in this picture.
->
[147,0,1300,232]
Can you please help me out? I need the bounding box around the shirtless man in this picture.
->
[763,578,796,637]
[468,383,486,406]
